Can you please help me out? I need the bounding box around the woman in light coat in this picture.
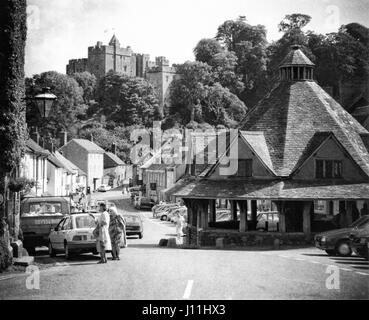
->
[96,203,112,263]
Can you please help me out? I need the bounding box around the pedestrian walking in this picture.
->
[108,206,125,260]
[95,203,112,264]
[175,211,185,244]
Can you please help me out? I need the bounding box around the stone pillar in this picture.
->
[238,201,248,232]
[251,200,257,230]
[346,201,353,226]
[302,201,312,234]
[209,199,216,223]
[201,199,209,229]
[230,200,238,221]
[277,201,286,233]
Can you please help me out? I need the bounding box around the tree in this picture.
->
[169,61,214,123]
[308,26,369,104]
[95,72,161,127]
[0,0,28,270]
[0,0,28,176]
[278,14,312,33]
[202,83,248,127]
[72,72,97,104]
[194,38,223,65]
[216,17,268,106]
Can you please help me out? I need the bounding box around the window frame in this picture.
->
[315,159,343,179]
[237,159,253,177]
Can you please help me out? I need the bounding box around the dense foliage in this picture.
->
[0,0,28,174]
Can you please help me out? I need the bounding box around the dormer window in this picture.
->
[316,160,342,179]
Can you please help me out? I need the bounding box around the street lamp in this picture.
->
[33,87,57,118]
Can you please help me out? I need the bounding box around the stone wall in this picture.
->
[185,227,314,248]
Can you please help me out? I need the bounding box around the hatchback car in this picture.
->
[97,184,112,192]
[136,197,156,210]
[48,213,98,259]
[124,214,143,239]
[314,215,369,256]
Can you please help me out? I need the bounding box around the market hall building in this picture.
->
[174,45,369,248]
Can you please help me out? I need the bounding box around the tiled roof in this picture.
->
[173,178,369,200]
[69,139,105,154]
[279,45,315,67]
[54,151,86,176]
[104,152,125,169]
[47,154,68,171]
[240,131,275,174]
[26,139,50,156]
[241,80,369,177]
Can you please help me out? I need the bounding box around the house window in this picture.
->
[237,159,253,177]
[316,160,342,179]
[150,183,157,191]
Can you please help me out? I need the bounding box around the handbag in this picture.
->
[93,226,99,238]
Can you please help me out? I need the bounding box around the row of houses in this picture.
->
[20,136,131,198]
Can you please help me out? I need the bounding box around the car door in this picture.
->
[50,218,66,250]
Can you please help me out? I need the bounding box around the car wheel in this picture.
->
[161,215,167,221]
[138,232,143,239]
[325,250,336,256]
[92,249,98,255]
[64,242,72,260]
[336,241,352,257]
[48,241,56,257]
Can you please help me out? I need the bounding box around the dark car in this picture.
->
[136,197,156,210]
[314,215,369,256]
[350,226,369,260]
[124,214,143,239]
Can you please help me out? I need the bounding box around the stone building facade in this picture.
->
[66,35,179,112]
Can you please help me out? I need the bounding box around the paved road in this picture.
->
[0,189,368,300]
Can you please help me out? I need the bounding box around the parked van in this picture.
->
[20,196,71,253]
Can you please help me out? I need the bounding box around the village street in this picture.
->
[0,189,368,300]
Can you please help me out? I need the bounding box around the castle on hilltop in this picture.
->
[66,35,179,112]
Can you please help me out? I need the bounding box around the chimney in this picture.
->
[44,139,55,153]
[59,131,68,147]
[30,127,40,145]
[112,143,117,155]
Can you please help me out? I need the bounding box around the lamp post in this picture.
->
[33,87,57,118]
[28,87,57,196]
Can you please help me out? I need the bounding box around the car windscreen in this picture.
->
[350,215,369,228]
[125,216,140,223]
[75,215,96,229]
[25,202,63,216]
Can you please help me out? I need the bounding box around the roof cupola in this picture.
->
[279,45,315,81]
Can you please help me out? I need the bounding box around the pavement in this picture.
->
[0,188,368,300]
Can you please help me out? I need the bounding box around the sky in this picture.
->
[25,0,369,77]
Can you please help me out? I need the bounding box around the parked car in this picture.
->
[256,212,279,232]
[48,213,99,259]
[20,196,71,254]
[314,215,369,256]
[136,197,156,210]
[350,226,369,260]
[153,203,180,218]
[161,206,187,221]
[97,184,112,192]
[124,214,143,239]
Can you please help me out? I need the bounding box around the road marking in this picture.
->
[356,272,369,276]
[183,280,194,299]
[309,261,320,264]
[339,268,353,272]
[278,255,290,258]
[294,258,305,261]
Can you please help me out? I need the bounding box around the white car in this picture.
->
[48,213,99,259]
[97,184,112,192]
